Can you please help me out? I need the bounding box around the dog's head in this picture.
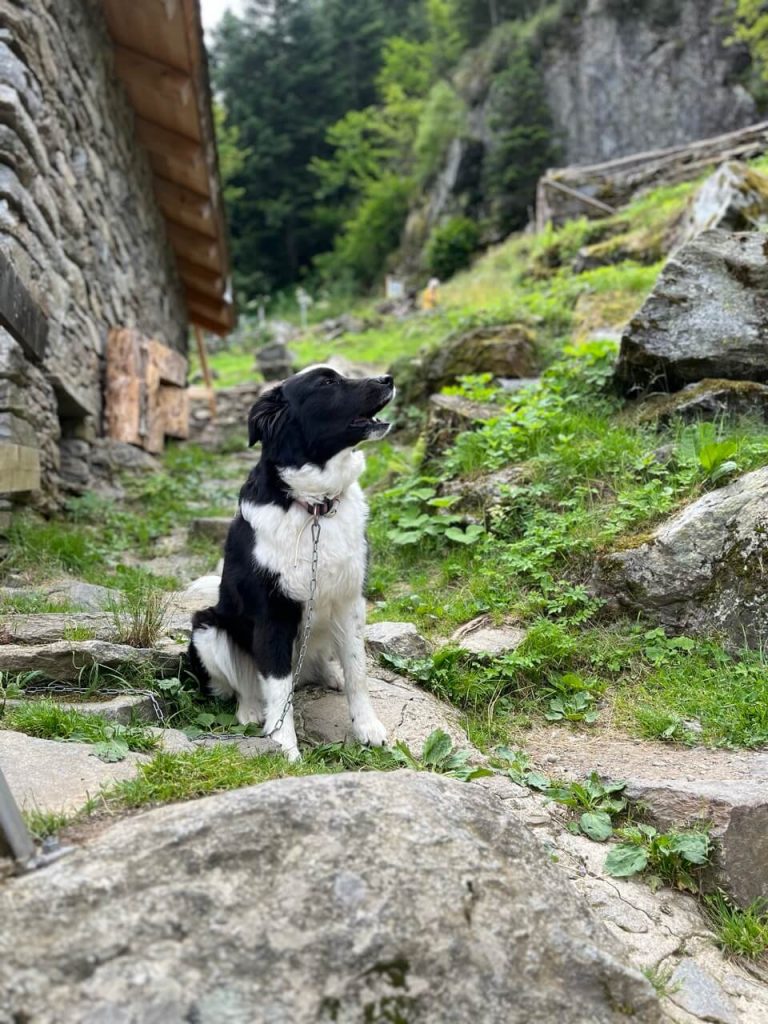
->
[247,366,394,464]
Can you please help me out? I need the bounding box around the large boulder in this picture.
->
[592,466,768,647]
[0,772,660,1023]
[392,324,536,407]
[614,230,768,393]
[676,161,768,247]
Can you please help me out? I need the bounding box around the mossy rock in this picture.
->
[592,465,768,649]
[627,378,768,426]
[391,323,537,407]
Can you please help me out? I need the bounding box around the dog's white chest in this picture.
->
[241,485,368,605]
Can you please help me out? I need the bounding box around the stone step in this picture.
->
[0,730,149,814]
[4,691,164,725]
[0,639,186,682]
[188,516,231,546]
[521,728,768,907]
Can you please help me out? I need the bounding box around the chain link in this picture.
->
[265,514,321,738]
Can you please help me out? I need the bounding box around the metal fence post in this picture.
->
[0,764,36,866]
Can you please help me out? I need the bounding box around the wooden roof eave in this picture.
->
[102,0,236,336]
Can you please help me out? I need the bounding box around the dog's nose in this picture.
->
[378,374,394,388]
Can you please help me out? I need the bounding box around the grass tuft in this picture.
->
[704,891,768,961]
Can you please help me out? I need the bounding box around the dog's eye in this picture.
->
[322,377,335,386]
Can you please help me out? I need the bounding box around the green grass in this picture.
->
[1,700,158,753]
[4,443,236,589]
[704,891,768,961]
[23,808,71,841]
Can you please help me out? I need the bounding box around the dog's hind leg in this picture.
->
[190,622,237,700]
[253,616,301,761]
[333,598,387,748]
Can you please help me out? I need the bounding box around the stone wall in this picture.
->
[0,0,187,503]
[543,0,756,166]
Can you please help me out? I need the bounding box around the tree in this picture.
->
[730,0,768,81]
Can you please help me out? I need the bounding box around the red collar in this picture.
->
[294,496,339,518]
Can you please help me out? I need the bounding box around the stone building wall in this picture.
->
[0,0,188,504]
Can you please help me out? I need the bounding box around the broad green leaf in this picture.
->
[604,843,649,877]
[194,712,217,728]
[580,811,613,842]
[422,728,453,766]
[444,526,481,544]
[669,833,710,865]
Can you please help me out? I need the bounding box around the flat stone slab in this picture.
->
[0,640,185,682]
[0,612,117,645]
[295,674,468,753]
[188,517,231,545]
[667,958,739,1024]
[5,691,164,725]
[0,730,146,813]
[521,728,768,906]
[451,617,527,656]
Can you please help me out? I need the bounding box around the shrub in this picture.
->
[425,216,480,279]
[414,81,466,184]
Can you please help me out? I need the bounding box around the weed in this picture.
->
[62,625,96,642]
[704,890,768,961]
[379,478,484,547]
[546,772,627,842]
[604,824,710,892]
[109,582,170,648]
[390,728,492,781]
[22,808,70,842]
[493,747,550,790]
[642,966,678,998]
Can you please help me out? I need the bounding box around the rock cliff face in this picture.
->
[543,0,756,166]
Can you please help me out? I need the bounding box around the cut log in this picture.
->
[148,338,187,387]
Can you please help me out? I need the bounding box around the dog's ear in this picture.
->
[248,386,287,447]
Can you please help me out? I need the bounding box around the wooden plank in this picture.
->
[113,47,199,140]
[148,338,187,387]
[186,292,232,331]
[158,385,189,439]
[154,177,215,236]
[0,252,48,362]
[194,324,217,417]
[176,258,224,300]
[189,310,234,337]
[143,341,163,454]
[542,178,616,216]
[0,443,40,493]
[105,328,142,445]
[166,222,219,270]
[103,0,188,74]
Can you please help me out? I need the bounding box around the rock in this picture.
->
[451,617,527,657]
[392,323,537,407]
[424,393,498,458]
[615,230,768,394]
[521,728,768,907]
[296,675,466,752]
[667,958,739,1024]
[0,730,146,813]
[5,691,164,726]
[592,466,768,649]
[0,772,661,1023]
[147,727,197,754]
[0,612,115,644]
[0,639,185,682]
[188,516,231,546]
[441,465,525,510]
[676,161,768,247]
[90,439,159,474]
[41,579,120,612]
[320,314,365,341]
[632,378,768,425]
[364,621,430,660]
[256,340,295,381]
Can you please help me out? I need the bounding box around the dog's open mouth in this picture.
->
[350,394,392,429]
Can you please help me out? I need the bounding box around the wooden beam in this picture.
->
[0,443,40,493]
[194,324,217,417]
[176,258,224,300]
[103,0,188,74]
[113,46,199,140]
[0,253,48,362]
[185,291,232,329]
[190,310,233,337]
[166,222,220,271]
[154,177,215,236]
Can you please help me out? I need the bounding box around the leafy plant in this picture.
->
[546,772,627,841]
[493,747,550,790]
[604,824,710,892]
[544,673,601,724]
[682,421,740,484]
[381,479,484,547]
[425,216,480,280]
[392,728,492,781]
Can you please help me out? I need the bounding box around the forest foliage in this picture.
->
[211,0,558,299]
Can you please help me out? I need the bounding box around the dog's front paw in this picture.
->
[352,714,388,748]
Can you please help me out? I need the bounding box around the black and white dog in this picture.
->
[187,365,394,761]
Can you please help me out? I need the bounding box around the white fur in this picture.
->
[206,447,387,758]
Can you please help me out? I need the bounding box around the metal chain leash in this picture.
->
[265,515,321,738]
